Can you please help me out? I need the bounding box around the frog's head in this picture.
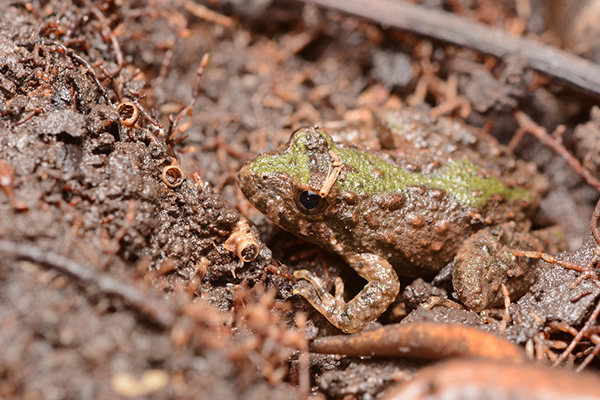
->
[237,127,342,243]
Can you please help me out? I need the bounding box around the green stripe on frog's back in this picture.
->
[249,129,530,208]
[336,146,530,208]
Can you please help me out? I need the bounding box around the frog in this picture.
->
[237,109,557,333]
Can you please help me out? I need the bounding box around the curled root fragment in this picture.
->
[117,101,140,128]
[223,220,259,262]
[161,165,184,188]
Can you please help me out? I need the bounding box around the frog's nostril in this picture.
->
[262,174,268,181]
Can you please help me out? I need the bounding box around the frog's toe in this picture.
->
[334,277,345,301]
[292,269,315,281]
[292,270,344,301]
[293,270,337,308]
[293,269,330,297]
[293,274,336,313]
[292,281,317,301]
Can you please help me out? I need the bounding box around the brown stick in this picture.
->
[310,322,526,363]
[301,0,600,98]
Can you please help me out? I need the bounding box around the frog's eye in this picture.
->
[298,190,321,211]
[294,188,327,214]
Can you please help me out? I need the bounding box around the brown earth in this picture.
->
[2,0,600,399]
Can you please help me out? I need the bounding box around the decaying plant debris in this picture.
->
[3,0,600,399]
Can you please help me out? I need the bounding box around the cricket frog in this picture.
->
[238,109,556,333]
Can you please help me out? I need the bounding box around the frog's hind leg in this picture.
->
[452,222,549,312]
[293,253,400,333]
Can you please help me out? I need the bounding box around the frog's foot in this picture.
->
[293,271,346,307]
[293,253,400,333]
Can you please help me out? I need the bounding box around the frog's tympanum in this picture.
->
[237,110,554,333]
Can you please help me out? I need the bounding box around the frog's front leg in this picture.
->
[293,253,400,333]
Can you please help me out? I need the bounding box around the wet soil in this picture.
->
[2,0,600,399]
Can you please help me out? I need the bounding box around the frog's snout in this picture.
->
[236,162,254,196]
[236,162,247,186]
[238,161,267,205]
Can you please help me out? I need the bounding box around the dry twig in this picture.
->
[512,111,600,192]
[165,54,210,155]
[89,4,124,77]
[302,0,600,98]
